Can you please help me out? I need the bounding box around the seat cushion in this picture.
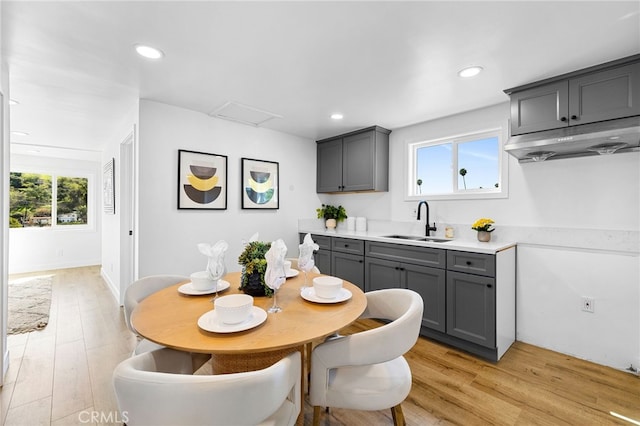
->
[324,356,412,411]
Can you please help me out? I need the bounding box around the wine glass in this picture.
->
[208,259,225,301]
[268,265,286,313]
[298,257,315,292]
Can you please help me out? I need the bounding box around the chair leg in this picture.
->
[312,406,322,426]
[391,404,405,426]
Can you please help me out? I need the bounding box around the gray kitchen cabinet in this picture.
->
[365,241,447,332]
[331,251,365,291]
[446,271,496,348]
[316,126,390,193]
[365,240,515,361]
[506,57,640,135]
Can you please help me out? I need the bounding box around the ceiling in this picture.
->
[3,1,639,154]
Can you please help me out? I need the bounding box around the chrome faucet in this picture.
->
[417,201,437,236]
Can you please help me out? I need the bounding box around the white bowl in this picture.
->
[214,294,254,324]
[190,271,216,291]
[313,276,343,299]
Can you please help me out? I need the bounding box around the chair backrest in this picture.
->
[313,288,424,367]
[123,275,187,334]
[113,349,301,426]
[287,257,321,273]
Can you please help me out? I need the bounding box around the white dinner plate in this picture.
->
[197,306,267,333]
[301,287,352,304]
[285,269,299,278]
[178,280,230,296]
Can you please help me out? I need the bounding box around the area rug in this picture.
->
[8,275,53,335]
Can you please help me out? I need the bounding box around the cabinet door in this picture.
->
[509,81,569,135]
[317,138,343,193]
[446,271,496,348]
[404,263,446,333]
[364,257,401,292]
[331,252,365,291]
[342,131,375,191]
[314,249,331,275]
[569,62,640,125]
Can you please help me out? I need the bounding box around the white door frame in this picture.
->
[0,91,8,385]
[119,129,136,305]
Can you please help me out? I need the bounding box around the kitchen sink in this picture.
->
[381,234,451,243]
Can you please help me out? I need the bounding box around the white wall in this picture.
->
[100,104,139,302]
[136,100,319,279]
[8,154,102,274]
[324,102,640,371]
[0,2,9,383]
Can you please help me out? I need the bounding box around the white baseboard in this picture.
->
[101,267,121,305]
[2,348,9,386]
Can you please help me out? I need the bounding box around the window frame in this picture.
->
[405,127,508,201]
[9,168,95,231]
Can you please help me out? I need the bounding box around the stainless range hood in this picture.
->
[504,116,640,162]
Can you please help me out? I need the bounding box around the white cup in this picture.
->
[190,271,216,291]
[313,276,343,299]
[284,260,292,272]
[214,294,254,324]
[346,217,356,231]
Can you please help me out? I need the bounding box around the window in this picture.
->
[10,172,89,228]
[407,129,507,200]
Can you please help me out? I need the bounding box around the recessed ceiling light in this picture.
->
[134,44,164,59]
[458,66,483,78]
[331,113,344,120]
[11,131,29,136]
[9,99,19,106]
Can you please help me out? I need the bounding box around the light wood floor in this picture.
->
[1,266,638,425]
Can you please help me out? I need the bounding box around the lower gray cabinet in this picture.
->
[364,257,402,291]
[332,251,365,291]
[405,263,446,333]
[446,271,496,348]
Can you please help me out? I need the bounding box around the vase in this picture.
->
[240,270,268,296]
[477,231,491,242]
[325,218,337,229]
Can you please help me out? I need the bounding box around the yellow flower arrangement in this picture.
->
[471,218,495,232]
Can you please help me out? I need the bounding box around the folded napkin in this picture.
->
[197,240,229,281]
[241,232,260,246]
[298,233,319,272]
[265,239,287,291]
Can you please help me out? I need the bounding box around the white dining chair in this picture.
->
[113,348,301,426]
[309,288,424,426]
[287,257,321,273]
[123,274,210,370]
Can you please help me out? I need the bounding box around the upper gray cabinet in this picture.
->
[506,56,640,136]
[316,126,390,193]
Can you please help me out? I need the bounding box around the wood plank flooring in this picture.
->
[1,266,638,425]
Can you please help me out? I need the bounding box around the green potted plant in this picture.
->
[237,241,273,296]
[316,204,348,229]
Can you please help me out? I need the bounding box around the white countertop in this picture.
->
[298,225,516,254]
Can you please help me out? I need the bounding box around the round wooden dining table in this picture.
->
[131,271,367,374]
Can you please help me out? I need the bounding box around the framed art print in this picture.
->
[103,158,115,214]
[241,158,279,209]
[178,149,227,210]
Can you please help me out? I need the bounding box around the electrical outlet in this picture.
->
[410,207,417,219]
[581,297,595,313]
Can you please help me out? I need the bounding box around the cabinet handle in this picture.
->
[487,284,492,288]
[344,244,349,248]
[571,115,578,120]
[395,267,399,270]
[466,261,472,266]
[560,116,567,122]
[359,260,363,264]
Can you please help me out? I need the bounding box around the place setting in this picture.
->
[197,294,267,333]
[301,276,352,304]
[179,240,230,296]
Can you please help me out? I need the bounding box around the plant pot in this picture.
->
[325,218,337,229]
[240,270,269,296]
[477,231,491,242]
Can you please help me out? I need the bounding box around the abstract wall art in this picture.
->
[241,158,279,210]
[178,150,227,210]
